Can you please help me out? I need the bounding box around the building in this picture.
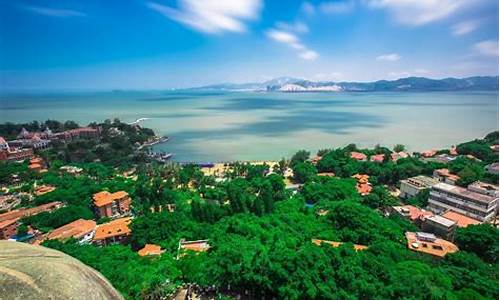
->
[93,217,132,246]
[0,195,21,211]
[485,162,499,175]
[370,154,385,163]
[92,191,131,218]
[47,219,97,244]
[389,205,434,227]
[0,202,62,223]
[351,174,372,196]
[0,147,34,162]
[60,165,83,175]
[422,215,457,241]
[52,127,101,142]
[138,244,164,257]
[399,175,438,199]
[177,239,210,258]
[441,211,480,228]
[428,182,498,222]
[467,181,498,197]
[34,185,56,196]
[405,232,458,258]
[312,239,368,251]
[433,169,460,185]
[350,152,367,161]
[0,218,20,240]
[391,151,409,161]
[421,150,437,158]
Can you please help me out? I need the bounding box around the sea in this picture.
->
[0,90,498,162]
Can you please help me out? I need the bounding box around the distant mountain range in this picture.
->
[192,76,499,92]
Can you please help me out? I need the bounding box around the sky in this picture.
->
[0,0,498,90]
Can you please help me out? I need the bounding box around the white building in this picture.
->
[399,175,438,199]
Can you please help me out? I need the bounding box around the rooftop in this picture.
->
[425,215,457,228]
[47,219,96,241]
[433,182,497,204]
[401,175,438,188]
[405,231,458,257]
[392,205,434,221]
[138,244,164,256]
[93,191,129,207]
[312,239,368,251]
[93,217,132,241]
[370,154,385,162]
[350,152,367,161]
[179,239,210,253]
[442,211,480,228]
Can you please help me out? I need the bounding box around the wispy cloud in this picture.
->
[376,53,401,61]
[301,2,316,15]
[319,1,355,14]
[26,6,86,17]
[266,28,319,61]
[276,21,309,34]
[146,0,262,34]
[473,40,499,57]
[367,0,469,26]
[451,20,481,36]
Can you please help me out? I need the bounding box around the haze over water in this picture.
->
[1,90,498,162]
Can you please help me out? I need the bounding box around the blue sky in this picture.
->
[0,0,498,90]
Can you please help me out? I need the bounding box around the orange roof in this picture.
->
[30,157,43,164]
[350,152,367,161]
[93,191,129,207]
[421,150,437,158]
[0,201,61,222]
[405,232,458,258]
[35,185,56,196]
[138,244,164,256]
[394,205,434,221]
[179,239,210,252]
[47,219,96,241]
[352,173,370,184]
[434,168,460,181]
[0,217,19,229]
[312,239,368,251]
[28,163,42,169]
[356,183,372,195]
[442,211,480,228]
[93,217,132,241]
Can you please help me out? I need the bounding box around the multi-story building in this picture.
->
[433,169,460,185]
[428,182,498,222]
[93,217,132,246]
[422,215,457,241]
[467,181,498,197]
[0,218,20,240]
[47,219,97,244]
[93,191,131,219]
[399,175,438,199]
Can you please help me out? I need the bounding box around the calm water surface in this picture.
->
[0,91,498,162]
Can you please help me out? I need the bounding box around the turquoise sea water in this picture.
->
[0,90,498,162]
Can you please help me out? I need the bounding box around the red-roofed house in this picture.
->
[138,244,164,257]
[350,152,367,161]
[390,205,434,226]
[93,191,131,218]
[391,151,409,161]
[47,219,96,244]
[370,154,385,163]
[421,150,437,158]
[442,211,480,228]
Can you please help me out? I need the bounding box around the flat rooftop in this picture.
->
[433,182,497,204]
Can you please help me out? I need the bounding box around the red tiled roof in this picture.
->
[93,217,132,241]
[47,219,96,241]
[138,244,164,256]
[405,232,458,257]
[93,191,129,207]
[350,152,367,161]
[370,154,385,162]
[442,211,480,228]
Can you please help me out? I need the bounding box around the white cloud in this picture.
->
[473,40,499,57]
[146,0,262,34]
[367,0,469,26]
[451,20,481,36]
[266,28,319,61]
[319,1,355,14]
[276,21,309,34]
[376,53,401,61]
[299,50,319,60]
[26,6,86,17]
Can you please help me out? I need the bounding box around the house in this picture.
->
[391,151,409,161]
[34,185,56,196]
[405,232,458,257]
[422,215,457,241]
[312,239,368,251]
[92,191,131,218]
[0,195,21,211]
[93,217,132,246]
[177,239,210,258]
[433,169,460,185]
[352,174,372,196]
[0,218,20,240]
[441,211,480,228]
[0,147,34,162]
[485,162,499,175]
[389,205,434,227]
[138,244,164,257]
[0,202,62,223]
[310,155,322,165]
[434,154,456,163]
[370,154,385,163]
[350,152,367,161]
[47,219,96,244]
[60,165,83,175]
[428,182,498,222]
[421,150,437,158]
[317,172,335,177]
[399,175,438,199]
